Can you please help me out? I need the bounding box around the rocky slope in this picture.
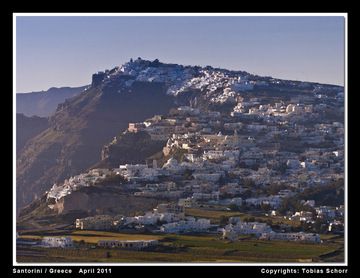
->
[96,131,166,169]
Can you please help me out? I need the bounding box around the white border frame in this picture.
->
[13,12,348,267]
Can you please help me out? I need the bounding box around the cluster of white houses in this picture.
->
[73,204,323,244]
[44,60,343,247]
[95,58,341,109]
[160,217,211,233]
[222,218,320,243]
[75,203,186,230]
[35,236,158,250]
[41,237,74,248]
[46,168,112,203]
[47,97,344,210]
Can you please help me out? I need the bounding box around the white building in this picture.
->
[316,206,336,219]
[178,197,194,208]
[98,240,158,250]
[223,221,272,239]
[286,104,296,113]
[291,211,313,222]
[125,210,184,226]
[119,164,159,182]
[160,218,211,233]
[260,232,320,243]
[192,191,219,201]
[203,150,225,160]
[41,237,73,248]
[231,81,254,92]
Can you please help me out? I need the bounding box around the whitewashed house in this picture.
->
[260,232,320,243]
[98,239,158,250]
[222,221,272,239]
[160,218,211,233]
[41,237,73,248]
[178,197,194,208]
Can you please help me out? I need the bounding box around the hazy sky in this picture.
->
[16,15,345,93]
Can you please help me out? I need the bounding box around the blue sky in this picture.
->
[16,15,345,93]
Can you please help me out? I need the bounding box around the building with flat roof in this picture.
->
[97,239,158,250]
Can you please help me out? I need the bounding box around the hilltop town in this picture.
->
[17,58,344,262]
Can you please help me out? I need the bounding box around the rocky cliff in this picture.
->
[16,79,175,210]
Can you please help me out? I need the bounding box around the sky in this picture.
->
[16,15,345,93]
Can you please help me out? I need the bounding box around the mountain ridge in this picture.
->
[17,85,88,117]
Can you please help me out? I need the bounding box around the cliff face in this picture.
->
[16,81,176,210]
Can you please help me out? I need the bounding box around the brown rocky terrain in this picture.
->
[16,81,176,210]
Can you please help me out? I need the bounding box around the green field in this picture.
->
[17,230,343,263]
[70,230,161,243]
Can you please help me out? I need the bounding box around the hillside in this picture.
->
[16,79,175,209]
[17,86,88,117]
[16,113,49,152]
[18,187,162,227]
[16,58,343,212]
